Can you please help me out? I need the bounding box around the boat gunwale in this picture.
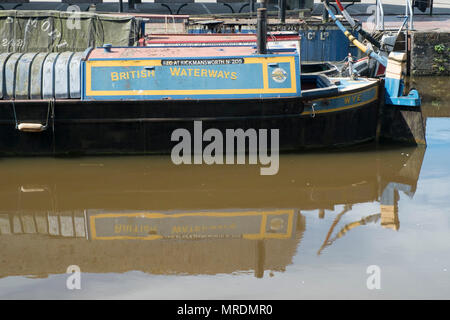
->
[0,78,379,105]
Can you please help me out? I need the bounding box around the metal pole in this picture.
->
[257,8,267,54]
[118,0,123,13]
[406,0,414,30]
[322,1,329,22]
[278,0,286,24]
[257,0,267,9]
[405,11,410,75]
[249,0,255,14]
[376,0,385,31]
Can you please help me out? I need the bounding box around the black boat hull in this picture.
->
[0,84,380,156]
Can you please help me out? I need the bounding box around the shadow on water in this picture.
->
[409,76,450,118]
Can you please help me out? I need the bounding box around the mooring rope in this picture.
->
[11,98,54,132]
[11,100,18,129]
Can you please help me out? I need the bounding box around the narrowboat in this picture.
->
[0,45,374,155]
[0,9,423,156]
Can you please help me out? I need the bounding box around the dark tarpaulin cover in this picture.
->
[0,10,142,53]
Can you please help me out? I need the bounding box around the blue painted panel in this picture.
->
[83,55,301,101]
[301,84,378,116]
[186,26,359,62]
[299,28,358,62]
[91,64,262,91]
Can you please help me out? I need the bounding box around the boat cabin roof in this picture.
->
[146,34,256,44]
[88,46,263,59]
[145,33,300,44]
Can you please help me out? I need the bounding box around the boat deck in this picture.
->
[146,34,257,44]
[332,77,378,92]
[144,33,300,44]
[89,46,259,59]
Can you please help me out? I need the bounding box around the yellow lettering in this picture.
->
[194,69,200,77]
[180,69,187,77]
[224,71,230,79]
[201,69,207,77]
[119,72,126,80]
[208,70,218,78]
[230,72,237,80]
[148,70,155,77]
[111,72,119,82]
[217,71,224,79]
[114,224,121,233]
[344,94,363,105]
[141,70,147,78]
[188,68,193,76]
[170,67,180,76]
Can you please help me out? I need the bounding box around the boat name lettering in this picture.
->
[112,222,238,235]
[344,94,362,104]
[169,67,238,80]
[114,223,157,234]
[162,58,244,66]
[171,223,237,234]
[111,69,155,82]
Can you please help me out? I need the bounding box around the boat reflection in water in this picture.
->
[0,146,425,279]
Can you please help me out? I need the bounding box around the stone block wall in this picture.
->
[411,31,450,76]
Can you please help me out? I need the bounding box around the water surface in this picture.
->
[0,77,449,299]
